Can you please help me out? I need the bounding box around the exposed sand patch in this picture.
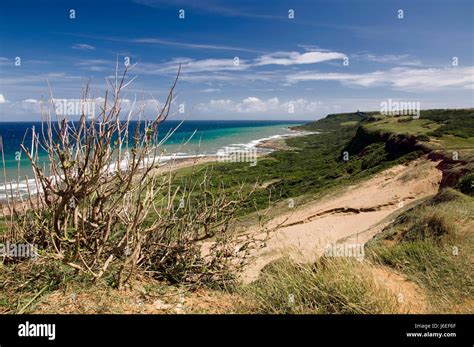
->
[154,155,215,172]
[242,158,442,282]
[370,266,427,313]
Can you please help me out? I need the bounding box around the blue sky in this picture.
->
[0,0,473,121]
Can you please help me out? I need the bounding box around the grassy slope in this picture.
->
[367,188,473,312]
[241,109,474,314]
[1,109,473,313]
[173,112,425,219]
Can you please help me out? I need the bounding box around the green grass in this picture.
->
[0,219,7,235]
[422,109,474,138]
[432,135,474,149]
[367,189,474,312]
[240,188,474,314]
[2,109,473,313]
[364,116,440,136]
[362,109,474,150]
[0,259,81,313]
[171,112,423,216]
[340,121,359,126]
[240,257,399,314]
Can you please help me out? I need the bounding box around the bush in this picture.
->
[427,188,462,205]
[416,134,430,142]
[2,64,263,290]
[400,212,454,243]
[457,173,474,196]
[360,143,387,170]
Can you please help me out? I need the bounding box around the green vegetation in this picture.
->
[422,109,474,138]
[238,109,474,314]
[364,116,440,136]
[362,109,474,150]
[0,260,80,313]
[240,188,474,314]
[241,257,399,314]
[2,108,473,313]
[458,173,474,196]
[175,112,424,215]
[367,189,474,312]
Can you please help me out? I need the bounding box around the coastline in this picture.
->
[157,128,316,169]
[0,126,312,211]
[2,109,473,315]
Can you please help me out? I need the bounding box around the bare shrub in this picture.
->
[1,63,269,289]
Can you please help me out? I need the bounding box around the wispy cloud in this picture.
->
[197,96,323,115]
[72,43,96,51]
[0,57,10,66]
[76,59,113,72]
[352,53,422,66]
[255,51,347,66]
[141,57,249,74]
[117,49,347,77]
[0,72,83,86]
[132,0,286,20]
[59,32,265,53]
[130,37,264,53]
[286,66,474,91]
[201,88,221,93]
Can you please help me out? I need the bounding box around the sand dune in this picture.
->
[242,157,442,282]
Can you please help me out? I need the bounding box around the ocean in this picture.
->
[0,120,305,200]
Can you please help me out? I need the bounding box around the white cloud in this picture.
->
[72,43,96,51]
[180,71,276,83]
[139,58,249,74]
[124,49,346,77]
[353,54,422,66]
[132,0,283,20]
[286,66,474,91]
[129,37,263,53]
[0,72,83,88]
[8,97,163,118]
[255,51,346,66]
[0,94,6,103]
[286,98,323,113]
[206,99,234,109]
[201,88,221,93]
[23,98,39,103]
[236,97,280,113]
[197,97,324,115]
[76,59,112,72]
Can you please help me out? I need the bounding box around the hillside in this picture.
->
[243,109,473,313]
[1,109,473,314]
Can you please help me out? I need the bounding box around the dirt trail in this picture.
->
[242,158,442,283]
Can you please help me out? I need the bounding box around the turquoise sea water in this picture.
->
[0,120,306,200]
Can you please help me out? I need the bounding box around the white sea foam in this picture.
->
[228,129,318,151]
[0,128,318,202]
[0,153,208,202]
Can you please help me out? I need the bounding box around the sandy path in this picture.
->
[242,158,442,282]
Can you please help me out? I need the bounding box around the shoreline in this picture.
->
[155,128,316,170]
[0,127,313,212]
